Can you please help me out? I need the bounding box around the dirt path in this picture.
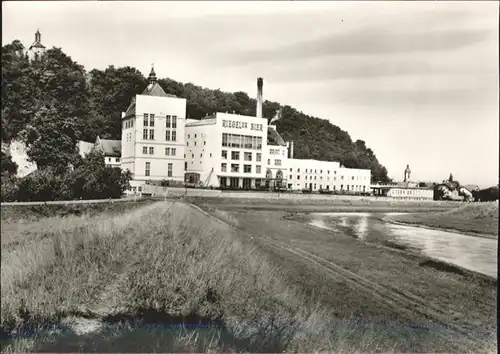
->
[190,203,496,353]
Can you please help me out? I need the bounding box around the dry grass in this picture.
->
[2,200,462,353]
[390,202,499,236]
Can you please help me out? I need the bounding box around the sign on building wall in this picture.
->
[222,120,263,132]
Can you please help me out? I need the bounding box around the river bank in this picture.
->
[388,202,498,237]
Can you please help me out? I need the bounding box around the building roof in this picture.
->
[142,82,178,98]
[267,126,286,146]
[98,139,121,157]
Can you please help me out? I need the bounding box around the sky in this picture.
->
[3,1,498,187]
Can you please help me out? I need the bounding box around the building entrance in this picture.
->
[230,177,239,188]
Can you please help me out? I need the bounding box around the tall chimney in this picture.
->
[290,141,294,159]
[256,77,263,118]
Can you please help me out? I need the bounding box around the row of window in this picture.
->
[302,184,367,191]
[144,161,174,177]
[221,163,262,174]
[143,114,178,128]
[221,150,262,162]
[269,148,281,155]
[393,189,421,195]
[222,133,263,150]
[141,146,178,156]
[142,129,178,141]
[186,140,205,147]
[124,119,134,129]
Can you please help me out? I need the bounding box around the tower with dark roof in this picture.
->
[28,29,46,61]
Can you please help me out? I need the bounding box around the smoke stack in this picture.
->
[290,141,294,159]
[256,77,263,118]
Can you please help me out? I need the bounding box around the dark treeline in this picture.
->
[2,40,390,197]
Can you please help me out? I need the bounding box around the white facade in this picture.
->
[266,126,289,187]
[121,84,186,189]
[287,159,371,193]
[185,112,268,188]
[387,187,433,200]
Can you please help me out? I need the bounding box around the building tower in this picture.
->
[120,65,187,191]
[28,29,46,61]
[404,164,411,182]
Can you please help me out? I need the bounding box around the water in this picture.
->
[306,212,498,279]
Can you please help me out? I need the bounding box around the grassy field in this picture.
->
[194,204,497,352]
[1,200,435,353]
[185,196,461,213]
[389,202,499,236]
[1,199,496,353]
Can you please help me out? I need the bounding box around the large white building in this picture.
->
[77,72,372,193]
[120,67,186,189]
[185,112,268,189]
[184,77,372,192]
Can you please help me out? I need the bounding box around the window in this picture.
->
[244,165,252,173]
[275,159,282,166]
[116,158,120,162]
[231,164,239,173]
[192,154,194,158]
[149,114,155,127]
[149,147,154,155]
[221,163,227,172]
[143,146,148,154]
[222,133,228,147]
[143,129,148,140]
[172,116,177,128]
[256,165,261,174]
[352,176,355,180]
[166,131,171,141]
[172,131,177,141]
[145,162,151,176]
[204,141,206,145]
[166,115,171,128]
[222,150,227,159]
[256,153,262,162]
[244,152,252,161]
[171,148,176,156]
[210,153,212,157]
[298,168,300,173]
[320,170,323,174]
[200,153,203,158]
[168,163,173,177]
[165,147,170,156]
[231,151,240,160]
[143,114,149,126]
[268,159,271,165]
[194,141,197,146]
[149,129,154,140]
[297,175,300,180]
[187,134,190,139]
[328,170,330,174]
[289,175,292,180]
[195,134,197,138]
[184,162,187,170]
[290,168,292,172]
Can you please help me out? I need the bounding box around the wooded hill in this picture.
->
[2,40,389,182]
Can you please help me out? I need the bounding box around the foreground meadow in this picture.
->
[1,200,496,353]
[1,201,412,353]
[389,201,499,236]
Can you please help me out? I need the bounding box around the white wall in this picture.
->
[124,94,187,183]
[387,188,434,200]
[186,113,268,187]
[287,159,371,192]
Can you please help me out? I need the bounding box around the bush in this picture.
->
[2,150,132,202]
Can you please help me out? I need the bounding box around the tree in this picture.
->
[1,151,18,175]
[22,105,82,172]
[88,66,147,140]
